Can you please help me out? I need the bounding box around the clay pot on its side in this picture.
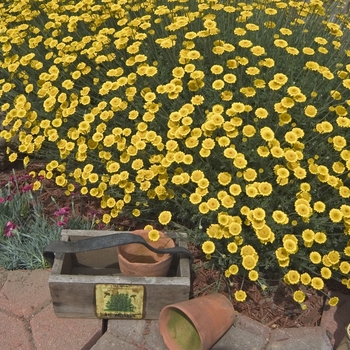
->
[116,230,175,277]
[159,293,235,350]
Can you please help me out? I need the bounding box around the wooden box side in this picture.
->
[49,230,191,319]
[51,234,72,275]
[50,275,190,319]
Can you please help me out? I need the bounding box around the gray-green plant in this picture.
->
[0,172,97,270]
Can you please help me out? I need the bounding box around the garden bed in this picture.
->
[0,160,330,328]
[189,243,326,328]
[1,0,350,332]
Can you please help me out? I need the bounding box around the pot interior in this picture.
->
[165,308,202,350]
[119,243,171,264]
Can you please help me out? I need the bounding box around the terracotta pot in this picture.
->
[159,293,235,350]
[116,230,175,277]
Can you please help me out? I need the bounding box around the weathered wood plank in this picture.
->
[50,275,190,318]
[49,230,191,319]
[51,234,72,275]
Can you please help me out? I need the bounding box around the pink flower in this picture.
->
[22,184,33,192]
[54,207,70,216]
[57,217,69,227]
[4,221,16,237]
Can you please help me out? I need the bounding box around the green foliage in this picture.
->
[1,0,350,303]
[0,174,58,269]
[0,172,97,269]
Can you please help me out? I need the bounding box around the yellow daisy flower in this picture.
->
[234,290,247,302]
[158,211,172,225]
[202,241,215,254]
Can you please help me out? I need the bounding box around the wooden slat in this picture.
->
[50,275,190,319]
[51,234,72,275]
[178,239,191,278]
[49,230,191,319]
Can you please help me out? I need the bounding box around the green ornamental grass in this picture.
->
[0,172,99,269]
[0,0,350,305]
[0,173,61,269]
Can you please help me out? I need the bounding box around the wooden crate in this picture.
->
[49,229,191,319]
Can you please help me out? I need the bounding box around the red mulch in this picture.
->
[0,160,333,328]
[0,161,108,226]
[188,243,326,329]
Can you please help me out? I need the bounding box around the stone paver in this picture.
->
[0,310,34,350]
[0,269,51,318]
[107,319,148,344]
[94,319,167,350]
[143,320,168,350]
[91,333,142,350]
[31,303,103,350]
[96,315,271,350]
[0,267,8,290]
[94,315,335,350]
[321,291,350,348]
[266,326,333,350]
[0,267,349,350]
[213,313,271,350]
[0,268,103,350]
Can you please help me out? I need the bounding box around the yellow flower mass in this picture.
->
[1,0,350,306]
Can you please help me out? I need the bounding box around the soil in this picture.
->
[0,160,336,329]
[188,243,326,328]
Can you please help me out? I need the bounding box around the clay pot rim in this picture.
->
[159,293,236,350]
[116,230,175,266]
[116,245,174,265]
[159,307,203,350]
[160,304,206,340]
